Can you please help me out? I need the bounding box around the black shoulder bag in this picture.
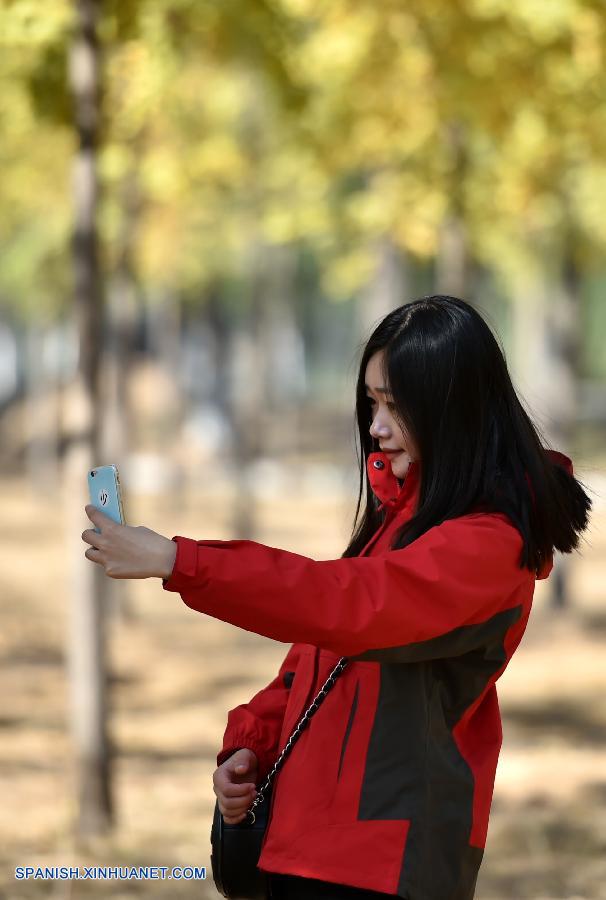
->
[210,656,349,900]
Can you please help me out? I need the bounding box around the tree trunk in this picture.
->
[229,253,266,539]
[545,248,582,609]
[435,216,470,298]
[358,235,409,339]
[65,0,113,839]
[509,254,581,610]
[435,122,471,299]
[142,290,187,510]
[259,243,305,453]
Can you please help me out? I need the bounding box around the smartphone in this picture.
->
[87,464,126,534]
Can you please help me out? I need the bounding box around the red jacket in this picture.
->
[162,448,572,899]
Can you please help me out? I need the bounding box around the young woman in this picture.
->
[82,295,592,900]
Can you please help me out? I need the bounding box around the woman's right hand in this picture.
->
[212,748,259,824]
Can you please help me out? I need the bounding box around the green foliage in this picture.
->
[0,1,73,321]
[0,0,605,330]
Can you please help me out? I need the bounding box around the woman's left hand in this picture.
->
[82,505,178,580]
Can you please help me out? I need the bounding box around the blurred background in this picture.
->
[1,1,605,897]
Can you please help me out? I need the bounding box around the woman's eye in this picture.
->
[366,396,395,412]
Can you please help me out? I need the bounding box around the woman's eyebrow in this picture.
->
[364,384,390,394]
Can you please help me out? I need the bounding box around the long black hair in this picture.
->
[342,295,592,576]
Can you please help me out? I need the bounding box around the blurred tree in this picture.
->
[0,0,312,839]
[0,0,113,839]
[66,0,114,838]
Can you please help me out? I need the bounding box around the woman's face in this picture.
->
[365,350,419,480]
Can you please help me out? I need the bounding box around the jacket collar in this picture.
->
[366,447,573,570]
[367,448,572,508]
[367,451,421,512]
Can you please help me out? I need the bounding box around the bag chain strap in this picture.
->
[243,656,349,824]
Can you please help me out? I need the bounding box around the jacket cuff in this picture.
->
[216,746,246,767]
[162,536,205,592]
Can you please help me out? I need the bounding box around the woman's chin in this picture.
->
[389,453,411,478]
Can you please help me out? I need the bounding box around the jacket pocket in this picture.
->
[337,679,359,781]
[279,647,316,748]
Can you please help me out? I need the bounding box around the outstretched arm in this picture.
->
[162,513,532,662]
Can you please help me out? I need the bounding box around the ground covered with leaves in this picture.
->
[1,473,604,899]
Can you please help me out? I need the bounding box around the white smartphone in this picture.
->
[87,464,126,534]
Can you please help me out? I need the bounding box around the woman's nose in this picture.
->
[370,415,390,439]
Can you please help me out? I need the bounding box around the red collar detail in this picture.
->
[544,449,573,475]
[367,451,421,512]
[365,447,573,558]
[534,448,574,579]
